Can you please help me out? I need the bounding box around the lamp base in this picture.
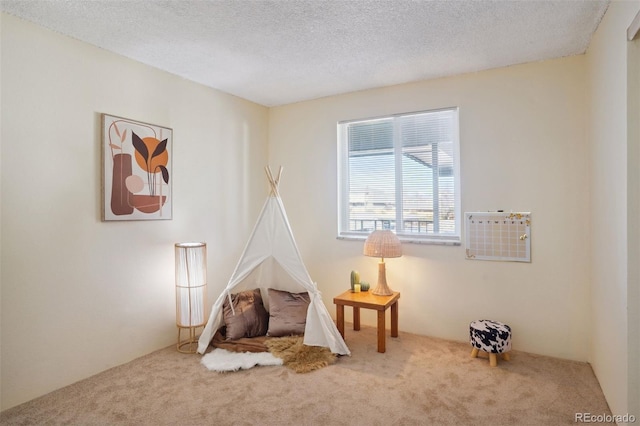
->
[372,284,394,296]
[177,325,203,354]
[372,261,394,296]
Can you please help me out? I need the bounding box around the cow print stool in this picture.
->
[469,319,512,367]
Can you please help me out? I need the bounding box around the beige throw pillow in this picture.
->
[222,288,269,340]
[266,288,310,337]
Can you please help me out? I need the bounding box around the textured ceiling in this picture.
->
[1,0,610,106]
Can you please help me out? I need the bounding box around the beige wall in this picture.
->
[0,14,268,410]
[629,31,640,422]
[628,31,640,420]
[586,0,640,420]
[269,55,590,361]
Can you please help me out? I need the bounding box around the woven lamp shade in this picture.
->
[363,230,402,259]
[363,230,402,296]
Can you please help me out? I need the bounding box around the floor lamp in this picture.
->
[175,242,207,353]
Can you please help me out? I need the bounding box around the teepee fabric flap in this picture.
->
[304,289,351,354]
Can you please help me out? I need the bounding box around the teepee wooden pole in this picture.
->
[265,166,283,197]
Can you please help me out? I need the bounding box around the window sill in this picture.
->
[337,235,461,246]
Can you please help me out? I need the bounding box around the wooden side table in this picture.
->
[333,290,400,353]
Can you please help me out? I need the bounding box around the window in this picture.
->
[337,107,460,244]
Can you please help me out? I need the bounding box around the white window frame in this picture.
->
[337,107,461,245]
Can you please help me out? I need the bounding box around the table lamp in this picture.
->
[363,230,402,296]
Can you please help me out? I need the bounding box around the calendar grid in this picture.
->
[465,212,531,262]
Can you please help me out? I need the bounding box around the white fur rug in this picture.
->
[201,348,283,372]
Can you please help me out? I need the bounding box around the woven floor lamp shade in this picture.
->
[175,242,207,353]
[363,230,402,296]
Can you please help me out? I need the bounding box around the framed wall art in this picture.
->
[102,114,173,221]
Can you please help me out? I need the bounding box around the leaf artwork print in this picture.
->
[102,114,172,220]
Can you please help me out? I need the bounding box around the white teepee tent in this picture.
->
[197,167,350,355]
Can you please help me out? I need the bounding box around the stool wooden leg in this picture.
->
[489,353,497,367]
[502,352,510,361]
[471,347,479,358]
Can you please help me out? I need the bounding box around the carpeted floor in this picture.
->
[0,325,611,425]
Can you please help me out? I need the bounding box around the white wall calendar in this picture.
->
[464,212,531,262]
